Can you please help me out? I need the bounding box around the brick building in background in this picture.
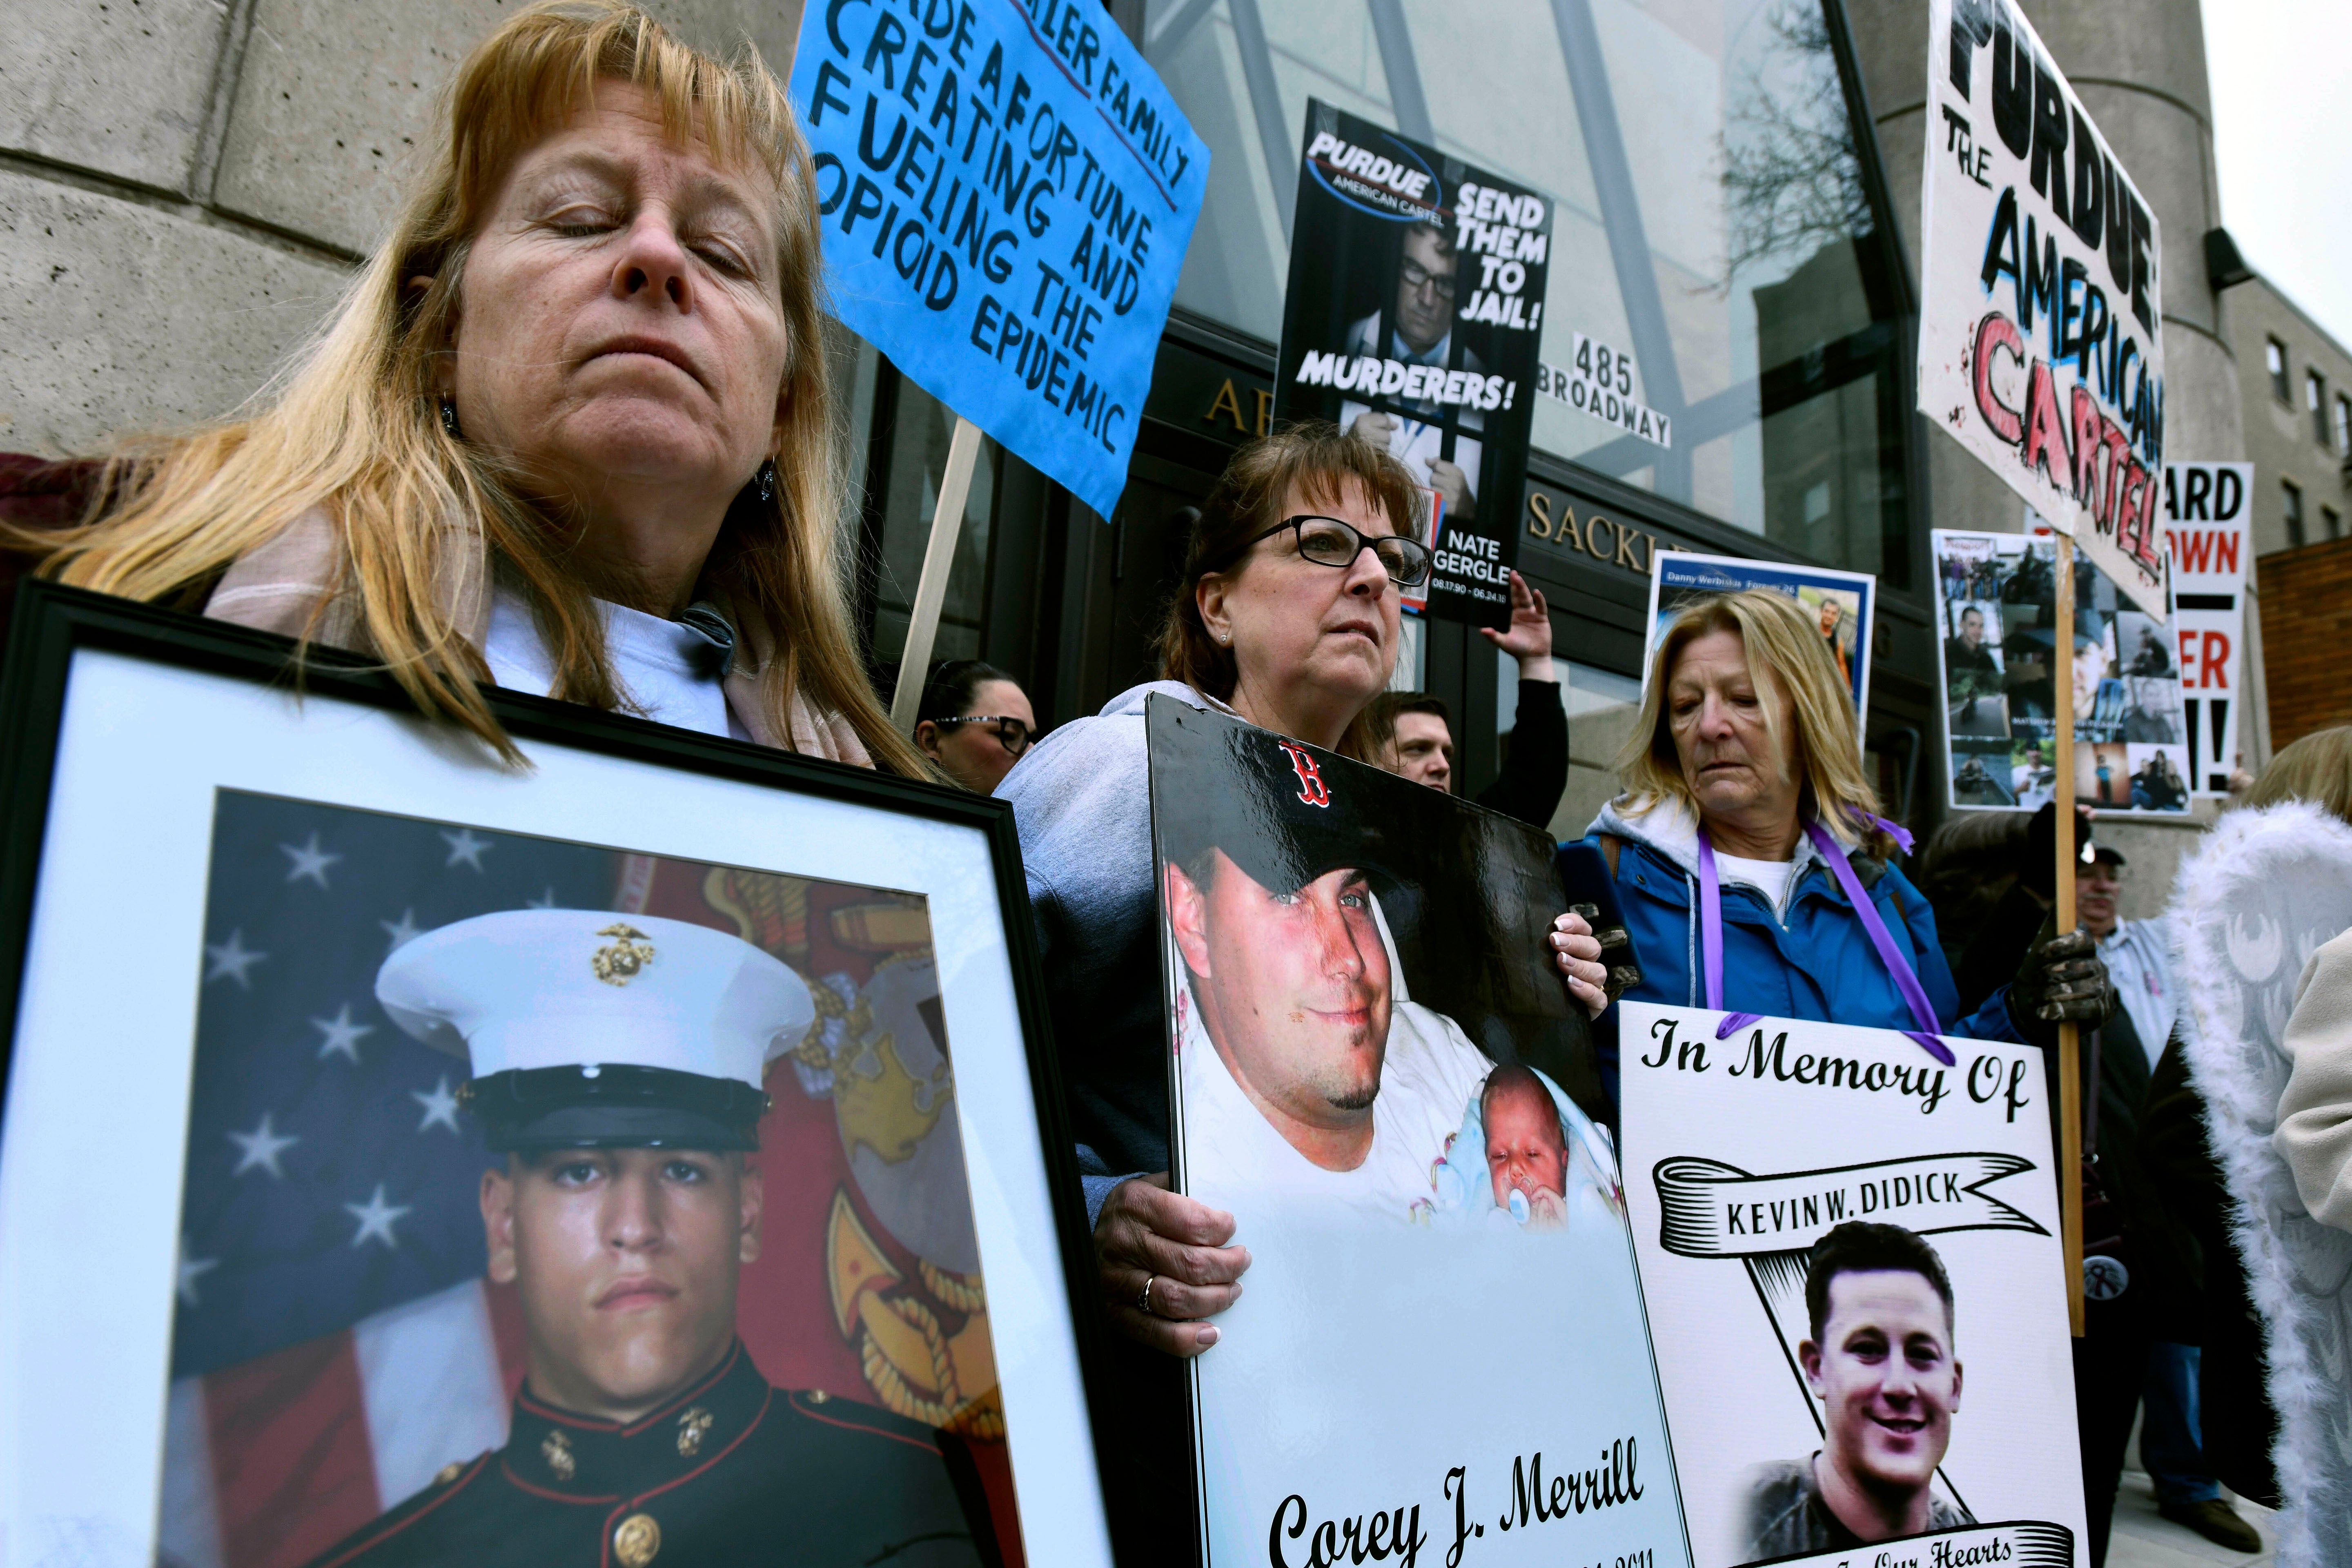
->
[2257,535,2352,749]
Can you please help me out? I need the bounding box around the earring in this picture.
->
[756,458,777,505]
[437,394,461,439]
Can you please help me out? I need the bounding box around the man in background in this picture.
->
[2077,850,2260,1554]
[1371,572,1565,830]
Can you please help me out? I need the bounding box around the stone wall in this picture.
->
[0,0,804,458]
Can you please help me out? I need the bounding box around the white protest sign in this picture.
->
[2160,463,2253,794]
[1621,1004,2087,1568]
[1918,0,2168,617]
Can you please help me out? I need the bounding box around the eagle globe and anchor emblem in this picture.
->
[700,871,1002,1439]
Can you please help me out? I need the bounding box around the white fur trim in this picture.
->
[2169,800,2352,1566]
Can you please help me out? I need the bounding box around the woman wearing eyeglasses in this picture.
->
[913,659,1037,793]
[994,422,1606,1551]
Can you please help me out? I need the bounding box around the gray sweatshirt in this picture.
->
[994,680,1216,1223]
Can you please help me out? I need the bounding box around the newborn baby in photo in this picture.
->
[1482,1064,1571,1229]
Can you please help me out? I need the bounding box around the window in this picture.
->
[2328,506,2344,542]
[1143,0,1912,581]
[2313,371,2331,446]
[851,345,1004,674]
[2337,394,2351,454]
[2270,338,2291,403]
[2286,478,2306,548]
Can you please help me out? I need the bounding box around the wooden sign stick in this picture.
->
[2050,534,2085,1337]
[889,415,986,737]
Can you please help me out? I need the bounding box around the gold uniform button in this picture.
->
[613,1512,662,1568]
[434,1461,463,1486]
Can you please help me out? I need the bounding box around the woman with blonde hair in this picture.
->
[1573,588,2112,1102]
[27,0,922,774]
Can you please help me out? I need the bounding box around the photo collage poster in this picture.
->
[1642,552,1875,732]
[1932,530,2191,814]
[1620,1003,2086,1568]
[159,790,1019,1568]
[1272,100,1552,628]
[1147,697,1689,1568]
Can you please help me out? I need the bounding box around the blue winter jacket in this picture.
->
[1579,797,2026,1111]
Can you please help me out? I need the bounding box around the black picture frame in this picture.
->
[0,578,1117,1565]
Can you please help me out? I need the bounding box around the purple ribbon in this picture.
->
[1856,811,1915,855]
[1694,822,1954,1066]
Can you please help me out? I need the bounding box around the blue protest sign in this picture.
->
[793,0,1205,521]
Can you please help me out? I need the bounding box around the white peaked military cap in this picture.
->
[375,909,816,1151]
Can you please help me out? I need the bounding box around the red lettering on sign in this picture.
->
[2202,630,2230,689]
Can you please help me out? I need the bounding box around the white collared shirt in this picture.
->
[2096,915,2178,1069]
[483,588,746,741]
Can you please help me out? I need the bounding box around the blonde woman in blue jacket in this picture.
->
[1576,589,2114,1107]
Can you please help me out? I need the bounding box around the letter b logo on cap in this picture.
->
[1275,739,1332,808]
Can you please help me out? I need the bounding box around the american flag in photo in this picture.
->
[159,790,616,1568]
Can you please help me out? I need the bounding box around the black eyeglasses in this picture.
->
[1225,514,1432,588]
[932,715,1033,755]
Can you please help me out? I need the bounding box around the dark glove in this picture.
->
[2007,924,2115,1044]
[2020,802,2095,900]
[1572,903,1642,1004]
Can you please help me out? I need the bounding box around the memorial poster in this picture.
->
[1620,1003,2085,1568]
[1149,697,1690,1568]
[1642,552,1876,731]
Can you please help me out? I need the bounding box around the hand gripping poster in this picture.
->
[1917,0,2167,619]
[1148,697,1690,1568]
[1620,1003,2085,1568]
[1272,101,1553,628]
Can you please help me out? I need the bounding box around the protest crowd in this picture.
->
[0,4,2341,1568]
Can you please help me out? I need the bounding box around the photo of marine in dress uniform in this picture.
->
[154,794,1022,1568]
[301,911,988,1566]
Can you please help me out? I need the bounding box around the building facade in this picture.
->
[0,0,2254,908]
[2233,274,2352,557]
[2236,272,2352,750]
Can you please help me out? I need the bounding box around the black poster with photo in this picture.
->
[1148,696,1690,1566]
[1272,101,1553,629]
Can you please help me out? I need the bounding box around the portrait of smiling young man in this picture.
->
[1743,1222,1973,1559]
[297,909,988,1568]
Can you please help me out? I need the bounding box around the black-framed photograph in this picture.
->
[0,583,1111,1568]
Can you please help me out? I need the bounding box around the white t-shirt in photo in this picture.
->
[1177,979,1493,1224]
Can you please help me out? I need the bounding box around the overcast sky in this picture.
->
[2204,2,2352,349]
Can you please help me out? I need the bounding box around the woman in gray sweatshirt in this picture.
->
[996,424,1608,1547]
